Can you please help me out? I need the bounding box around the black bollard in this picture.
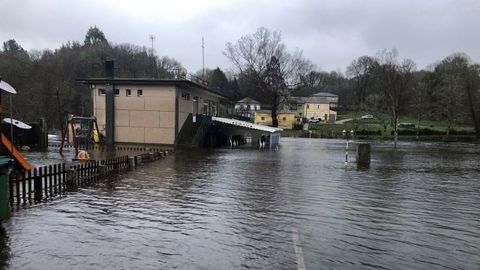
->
[356,143,371,166]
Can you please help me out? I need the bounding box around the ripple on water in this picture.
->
[1,138,480,269]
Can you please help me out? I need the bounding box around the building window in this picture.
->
[317,105,320,109]
[203,102,209,115]
[307,105,310,109]
[182,92,190,100]
[114,89,120,96]
[98,89,105,96]
[137,89,143,96]
[282,117,287,121]
[261,117,265,120]
[126,89,132,96]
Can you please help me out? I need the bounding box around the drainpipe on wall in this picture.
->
[105,60,115,152]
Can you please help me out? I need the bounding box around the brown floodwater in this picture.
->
[1,138,479,269]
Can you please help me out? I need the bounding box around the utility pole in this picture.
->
[149,35,156,78]
[202,36,205,81]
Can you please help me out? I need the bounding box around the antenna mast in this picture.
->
[149,35,155,56]
[149,34,156,78]
[202,36,205,80]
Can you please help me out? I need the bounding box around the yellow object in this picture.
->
[93,130,100,143]
[254,111,296,129]
[1,134,32,170]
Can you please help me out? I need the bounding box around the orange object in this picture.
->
[1,133,32,171]
[77,150,90,163]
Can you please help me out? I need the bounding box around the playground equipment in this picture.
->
[0,78,31,171]
[60,115,102,155]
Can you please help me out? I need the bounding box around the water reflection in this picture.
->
[0,226,9,270]
[1,138,480,269]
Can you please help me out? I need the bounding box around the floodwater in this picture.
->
[1,138,480,269]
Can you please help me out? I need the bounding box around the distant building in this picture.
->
[288,92,338,122]
[254,110,296,130]
[82,78,226,147]
[235,97,261,119]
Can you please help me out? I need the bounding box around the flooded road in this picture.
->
[1,138,480,269]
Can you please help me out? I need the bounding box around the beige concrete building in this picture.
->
[84,79,226,147]
[288,92,338,122]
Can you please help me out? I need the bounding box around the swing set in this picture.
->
[59,115,102,155]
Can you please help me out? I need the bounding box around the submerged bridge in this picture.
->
[176,114,282,149]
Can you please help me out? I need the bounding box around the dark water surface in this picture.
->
[1,138,480,269]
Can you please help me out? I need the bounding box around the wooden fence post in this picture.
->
[66,168,77,191]
[33,169,42,203]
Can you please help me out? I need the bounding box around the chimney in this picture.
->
[105,60,115,150]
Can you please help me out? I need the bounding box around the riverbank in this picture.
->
[282,129,479,143]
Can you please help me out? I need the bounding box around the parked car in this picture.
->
[398,122,416,128]
[308,117,320,123]
[360,114,374,120]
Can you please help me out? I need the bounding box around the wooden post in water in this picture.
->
[33,168,42,203]
[98,164,107,177]
[39,118,48,152]
[356,143,371,166]
[135,155,143,166]
[128,156,135,169]
[66,168,77,191]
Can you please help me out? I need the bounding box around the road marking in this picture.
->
[292,228,306,270]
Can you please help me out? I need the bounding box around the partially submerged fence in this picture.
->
[9,151,170,207]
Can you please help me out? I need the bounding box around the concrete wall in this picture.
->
[93,85,175,145]
[178,87,221,128]
[93,84,222,146]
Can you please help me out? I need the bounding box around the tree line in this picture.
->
[1,26,479,142]
[218,27,480,143]
[0,26,182,130]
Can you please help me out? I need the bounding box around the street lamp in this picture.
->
[342,129,354,166]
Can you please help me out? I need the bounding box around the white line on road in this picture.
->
[292,228,306,270]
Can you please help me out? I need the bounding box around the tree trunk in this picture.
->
[393,109,398,148]
[465,82,480,138]
[446,118,451,142]
[416,115,421,141]
[271,104,278,127]
[394,119,398,148]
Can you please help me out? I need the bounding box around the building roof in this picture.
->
[77,78,230,100]
[287,97,309,104]
[212,116,282,133]
[312,92,338,97]
[288,95,338,104]
[236,97,260,104]
[255,110,296,114]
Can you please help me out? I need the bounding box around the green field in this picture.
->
[283,112,478,142]
[336,112,474,132]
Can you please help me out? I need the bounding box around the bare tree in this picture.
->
[346,56,376,106]
[410,71,433,140]
[434,53,480,139]
[376,49,416,148]
[346,55,377,129]
[224,27,312,127]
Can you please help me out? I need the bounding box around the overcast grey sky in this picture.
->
[1,0,479,74]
